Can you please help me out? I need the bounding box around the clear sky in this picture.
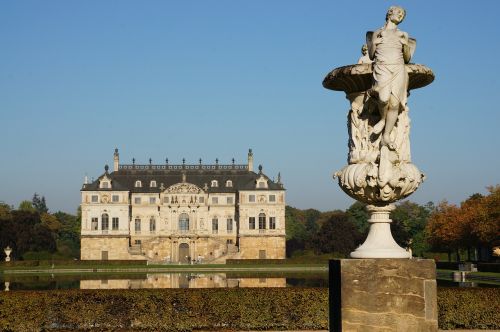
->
[1,1,499,214]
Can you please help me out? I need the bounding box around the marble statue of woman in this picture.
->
[367,6,415,150]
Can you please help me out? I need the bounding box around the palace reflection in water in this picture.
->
[80,273,286,289]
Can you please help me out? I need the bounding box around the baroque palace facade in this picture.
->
[80,149,286,262]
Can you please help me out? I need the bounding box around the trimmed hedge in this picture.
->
[0,259,147,268]
[436,261,500,273]
[438,288,500,330]
[226,259,288,265]
[477,262,500,273]
[0,287,498,331]
[0,288,328,331]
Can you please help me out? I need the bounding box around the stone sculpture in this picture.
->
[323,6,434,258]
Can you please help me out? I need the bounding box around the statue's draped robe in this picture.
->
[372,29,408,110]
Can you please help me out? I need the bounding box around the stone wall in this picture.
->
[80,237,143,260]
[329,259,438,332]
[239,236,286,259]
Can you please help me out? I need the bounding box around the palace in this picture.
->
[80,149,286,263]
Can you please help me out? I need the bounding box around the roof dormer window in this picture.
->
[211,180,218,187]
[257,181,267,188]
[101,181,109,189]
[135,180,142,188]
[226,180,233,187]
[150,180,157,188]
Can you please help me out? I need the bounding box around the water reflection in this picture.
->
[2,273,496,291]
[80,273,287,289]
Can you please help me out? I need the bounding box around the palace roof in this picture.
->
[82,163,284,193]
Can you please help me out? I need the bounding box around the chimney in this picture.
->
[113,148,119,172]
[247,149,254,172]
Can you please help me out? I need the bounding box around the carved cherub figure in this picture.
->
[367,6,415,150]
[357,44,373,64]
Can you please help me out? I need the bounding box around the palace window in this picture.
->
[134,197,141,204]
[112,195,119,203]
[212,218,218,234]
[226,197,233,205]
[211,180,218,187]
[212,197,218,204]
[112,217,119,230]
[101,213,109,231]
[150,180,157,187]
[199,196,205,203]
[226,180,233,187]
[249,217,255,230]
[135,180,142,188]
[91,195,98,203]
[258,181,266,188]
[91,217,98,230]
[269,217,276,229]
[179,213,189,232]
[258,213,266,230]
[149,217,156,233]
[249,195,255,203]
[269,194,276,202]
[101,181,109,189]
[227,218,233,233]
[163,197,169,204]
[135,218,141,233]
[149,197,156,204]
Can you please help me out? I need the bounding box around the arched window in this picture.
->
[149,217,156,233]
[225,180,232,187]
[150,180,157,188]
[101,213,109,230]
[258,213,266,230]
[211,180,218,187]
[179,213,189,232]
[135,180,142,188]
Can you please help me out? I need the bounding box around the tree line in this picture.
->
[1,186,498,262]
[286,185,499,262]
[0,194,80,260]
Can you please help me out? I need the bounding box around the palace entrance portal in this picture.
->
[179,243,190,263]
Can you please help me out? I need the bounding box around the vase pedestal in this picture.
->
[329,259,438,332]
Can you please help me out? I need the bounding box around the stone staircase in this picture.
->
[126,236,240,263]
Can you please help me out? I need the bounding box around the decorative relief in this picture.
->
[101,194,110,203]
[164,183,203,194]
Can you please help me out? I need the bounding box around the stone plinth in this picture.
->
[329,259,437,332]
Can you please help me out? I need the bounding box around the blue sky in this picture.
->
[1,1,499,214]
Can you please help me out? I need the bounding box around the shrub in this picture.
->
[438,288,500,330]
[0,288,328,331]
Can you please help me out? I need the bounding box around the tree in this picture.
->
[32,193,49,214]
[18,200,35,212]
[425,201,467,261]
[346,201,369,233]
[391,201,433,256]
[313,212,363,257]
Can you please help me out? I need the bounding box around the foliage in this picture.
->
[0,194,80,261]
[312,212,363,257]
[18,200,35,212]
[425,186,499,260]
[391,200,434,255]
[346,201,369,232]
[0,288,498,330]
[32,193,49,214]
[438,288,500,329]
[0,288,329,331]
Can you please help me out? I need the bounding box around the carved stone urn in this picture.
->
[323,62,434,258]
[4,246,12,262]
